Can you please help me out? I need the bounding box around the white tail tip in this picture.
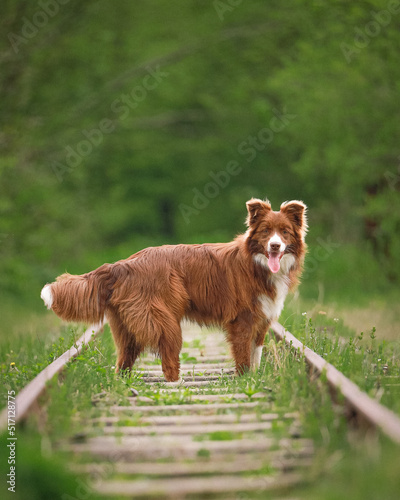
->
[41,284,53,309]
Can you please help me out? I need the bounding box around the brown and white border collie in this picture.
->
[41,198,307,381]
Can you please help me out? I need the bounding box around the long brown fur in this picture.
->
[42,198,307,381]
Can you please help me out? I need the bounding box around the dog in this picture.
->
[41,198,307,381]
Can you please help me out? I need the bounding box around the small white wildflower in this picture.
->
[334,318,339,322]
[302,312,307,316]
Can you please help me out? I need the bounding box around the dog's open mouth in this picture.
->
[266,251,284,274]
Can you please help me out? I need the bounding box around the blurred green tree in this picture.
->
[0,0,399,303]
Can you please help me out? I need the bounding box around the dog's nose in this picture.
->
[270,242,281,253]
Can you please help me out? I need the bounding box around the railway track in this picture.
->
[2,321,400,498]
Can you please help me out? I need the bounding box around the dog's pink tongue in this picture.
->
[268,254,281,273]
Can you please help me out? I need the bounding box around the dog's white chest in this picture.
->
[254,253,294,321]
[258,275,289,321]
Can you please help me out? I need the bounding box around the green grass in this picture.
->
[1,309,400,499]
[1,324,83,407]
[0,433,98,500]
[0,240,398,500]
[282,313,400,416]
[299,242,399,307]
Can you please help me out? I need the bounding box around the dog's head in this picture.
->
[245,198,307,274]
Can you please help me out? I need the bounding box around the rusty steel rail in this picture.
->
[0,323,103,432]
[270,320,400,445]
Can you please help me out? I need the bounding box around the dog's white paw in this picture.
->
[250,345,263,370]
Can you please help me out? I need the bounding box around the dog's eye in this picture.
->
[264,228,270,234]
[283,230,289,235]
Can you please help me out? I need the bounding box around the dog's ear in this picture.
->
[246,198,271,227]
[280,200,308,236]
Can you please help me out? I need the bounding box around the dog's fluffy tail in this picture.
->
[41,263,119,324]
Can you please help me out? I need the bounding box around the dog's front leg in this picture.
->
[250,320,270,370]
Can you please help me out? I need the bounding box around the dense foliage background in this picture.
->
[1,0,399,319]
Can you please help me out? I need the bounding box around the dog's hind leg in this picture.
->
[107,309,143,374]
[116,334,143,374]
[226,311,254,375]
[159,323,183,382]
